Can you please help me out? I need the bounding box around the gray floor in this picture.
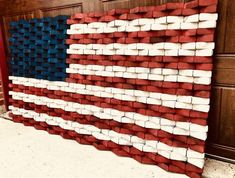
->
[0,117,234,178]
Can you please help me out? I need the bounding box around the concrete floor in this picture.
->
[0,117,234,178]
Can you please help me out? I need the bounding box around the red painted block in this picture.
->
[169,8,183,16]
[165,30,181,37]
[141,157,156,165]
[65,39,78,44]
[152,11,168,18]
[197,28,215,35]
[194,91,210,98]
[88,11,106,18]
[165,62,178,69]
[186,163,203,173]
[130,6,156,14]
[182,29,197,36]
[179,35,196,43]
[191,119,207,126]
[166,2,184,9]
[159,106,175,114]
[196,63,213,70]
[197,34,214,42]
[194,56,212,63]
[162,82,179,89]
[194,84,211,91]
[163,56,179,63]
[180,83,193,89]
[200,4,217,13]
[67,19,79,25]
[169,165,185,174]
[180,56,195,63]
[199,0,218,6]
[108,8,130,16]
[98,15,116,22]
[158,163,169,171]
[178,62,195,69]
[176,109,190,117]
[72,13,87,19]
[190,110,208,118]
[184,0,199,9]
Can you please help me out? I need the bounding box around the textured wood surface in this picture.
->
[0,0,234,160]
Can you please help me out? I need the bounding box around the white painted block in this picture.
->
[158,142,173,151]
[176,122,190,130]
[165,49,179,56]
[175,102,192,109]
[163,68,178,75]
[190,124,208,132]
[149,92,161,100]
[124,49,139,55]
[161,94,177,101]
[179,49,195,56]
[153,43,165,49]
[178,76,194,83]
[179,69,193,76]
[184,14,199,22]
[193,104,210,112]
[192,97,210,105]
[167,22,181,30]
[148,74,164,81]
[145,121,161,129]
[161,118,176,126]
[190,131,207,140]
[162,101,176,108]
[164,75,178,82]
[196,42,215,49]
[140,24,151,31]
[177,96,192,103]
[126,25,140,32]
[199,20,217,28]
[170,152,187,161]
[151,23,167,30]
[158,150,171,159]
[187,158,205,169]
[167,16,183,23]
[146,98,161,105]
[194,77,211,85]
[173,128,190,136]
[108,20,129,27]
[139,18,155,25]
[196,49,213,56]
[199,13,218,21]
[88,22,106,29]
[187,149,205,159]
[151,68,162,74]
[181,22,198,29]
[181,42,196,49]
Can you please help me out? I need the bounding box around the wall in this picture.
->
[0,0,235,160]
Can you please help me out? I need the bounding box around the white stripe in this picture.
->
[9,76,210,112]
[67,42,214,57]
[66,63,212,85]
[9,105,205,168]
[9,90,208,141]
[67,13,218,34]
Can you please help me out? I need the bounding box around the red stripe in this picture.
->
[9,98,205,153]
[11,113,203,178]
[66,56,213,70]
[67,2,217,24]
[9,83,209,120]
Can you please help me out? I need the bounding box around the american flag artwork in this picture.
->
[8,0,218,177]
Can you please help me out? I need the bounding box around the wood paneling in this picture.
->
[0,0,235,161]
